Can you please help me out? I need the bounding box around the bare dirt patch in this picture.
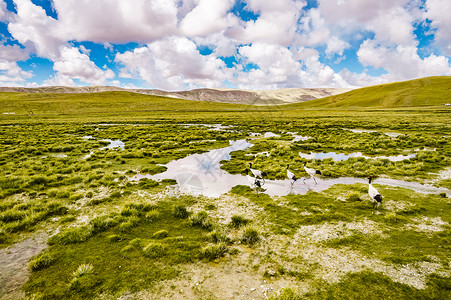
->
[295,219,384,242]
[0,232,48,300]
[405,216,449,233]
[287,235,444,289]
[117,254,302,300]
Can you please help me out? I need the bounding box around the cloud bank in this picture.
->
[0,0,450,89]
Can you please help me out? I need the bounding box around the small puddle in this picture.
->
[131,140,253,197]
[99,139,125,150]
[263,132,280,138]
[344,128,403,137]
[81,139,124,159]
[285,132,311,142]
[299,151,415,162]
[180,123,235,131]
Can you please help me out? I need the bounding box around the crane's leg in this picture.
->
[313,177,317,185]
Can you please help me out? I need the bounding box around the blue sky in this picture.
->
[0,0,450,90]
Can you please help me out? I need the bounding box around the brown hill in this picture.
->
[0,86,351,105]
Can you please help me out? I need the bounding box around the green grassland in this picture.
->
[290,76,451,108]
[0,77,450,299]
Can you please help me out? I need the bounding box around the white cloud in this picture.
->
[53,46,115,85]
[115,37,232,90]
[235,42,351,88]
[357,39,451,80]
[0,0,13,22]
[0,60,32,82]
[425,0,451,55]
[296,8,350,56]
[180,0,238,37]
[0,44,32,85]
[43,73,77,87]
[227,0,305,46]
[0,43,28,61]
[8,0,63,57]
[2,0,451,89]
[338,68,387,87]
[53,0,179,43]
[193,32,239,57]
[310,0,416,47]
[325,36,350,57]
[367,6,415,45]
[237,43,302,88]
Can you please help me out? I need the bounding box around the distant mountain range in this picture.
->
[0,86,351,105]
[2,76,450,108]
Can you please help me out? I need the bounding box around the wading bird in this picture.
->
[368,176,382,210]
[245,169,264,194]
[286,164,298,188]
[303,162,321,184]
[249,162,267,179]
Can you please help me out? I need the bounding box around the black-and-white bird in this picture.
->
[245,169,263,194]
[286,164,298,188]
[368,176,382,210]
[303,162,321,184]
[249,162,267,179]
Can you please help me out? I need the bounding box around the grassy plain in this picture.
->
[0,80,450,299]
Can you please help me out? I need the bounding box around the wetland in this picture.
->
[0,93,450,299]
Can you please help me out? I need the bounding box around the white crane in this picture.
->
[249,162,267,179]
[368,176,382,210]
[303,162,321,184]
[286,164,298,188]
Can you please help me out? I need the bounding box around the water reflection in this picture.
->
[129,140,448,198]
[100,139,125,150]
[132,140,253,197]
[299,151,415,162]
[344,128,403,137]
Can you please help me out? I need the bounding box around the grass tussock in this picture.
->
[200,243,228,260]
[240,225,260,245]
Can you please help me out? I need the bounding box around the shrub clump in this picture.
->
[172,204,189,219]
[107,234,121,243]
[189,211,212,229]
[29,252,55,271]
[143,242,166,258]
[200,243,228,260]
[208,228,229,243]
[48,227,92,245]
[129,238,143,247]
[240,225,260,245]
[346,192,362,202]
[230,215,250,228]
[145,210,160,222]
[152,230,169,239]
[68,263,97,291]
[72,263,94,278]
